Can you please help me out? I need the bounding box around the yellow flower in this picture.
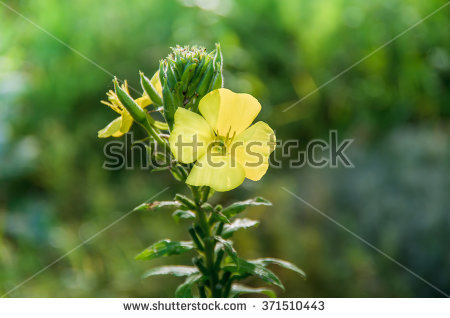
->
[98,72,162,138]
[169,88,276,192]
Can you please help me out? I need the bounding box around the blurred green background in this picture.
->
[1,0,449,297]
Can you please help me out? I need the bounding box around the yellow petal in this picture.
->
[186,153,245,192]
[136,95,151,108]
[98,117,123,138]
[232,121,276,181]
[101,100,122,114]
[199,88,261,137]
[120,111,134,133]
[169,108,214,164]
[151,70,163,95]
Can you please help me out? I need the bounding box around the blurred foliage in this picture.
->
[0,0,448,297]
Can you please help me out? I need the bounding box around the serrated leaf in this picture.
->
[214,236,238,264]
[223,258,284,290]
[250,258,306,279]
[172,210,196,223]
[175,273,203,298]
[230,284,276,298]
[222,218,259,238]
[135,239,194,261]
[142,266,199,279]
[222,197,272,218]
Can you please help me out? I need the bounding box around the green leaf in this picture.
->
[174,194,197,210]
[250,258,306,279]
[142,266,198,279]
[202,203,230,224]
[172,210,196,223]
[223,258,284,290]
[222,197,272,218]
[214,236,238,264]
[135,239,194,261]
[133,200,182,212]
[230,284,276,298]
[210,210,231,224]
[175,273,203,298]
[222,218,259,238]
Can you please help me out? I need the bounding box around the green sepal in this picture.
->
[169,59,181,79]
[113,78,146,123]
[140,71,163,106]
[181,62,197,93]
[167,62,178,89]
[158,61,166,86]
[213,43,223,71]
[192,55,207,80]
[135,239,194,261]
[187,55,211,98]
[162,78,177,130]
[210,65,223,90]
[196,62,215,97]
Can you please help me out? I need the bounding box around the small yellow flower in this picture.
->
[169,88,276,192]
[98,72,162,138]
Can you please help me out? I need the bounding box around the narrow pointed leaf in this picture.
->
[172,210,196,223]
[210,210,231,224]
[215,236,238,264]
[135,239,194,261]
[250,258,306,279]
[230,284,276,298]
[222,197,272,218]
[133,200,182,212]
[223,258,284,290]
[142,266,198,279]
[175,273,203,298]
[222,218,259,238]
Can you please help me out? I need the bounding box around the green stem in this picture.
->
[190,186,223,298]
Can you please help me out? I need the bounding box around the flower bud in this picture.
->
[113,77,146,124]
[139,71,163,107]
[159,44,223,126]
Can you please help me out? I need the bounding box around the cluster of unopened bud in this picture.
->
[159,44,223,130]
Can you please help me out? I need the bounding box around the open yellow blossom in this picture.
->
[169,88,276,192]
[98,72,162,138]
